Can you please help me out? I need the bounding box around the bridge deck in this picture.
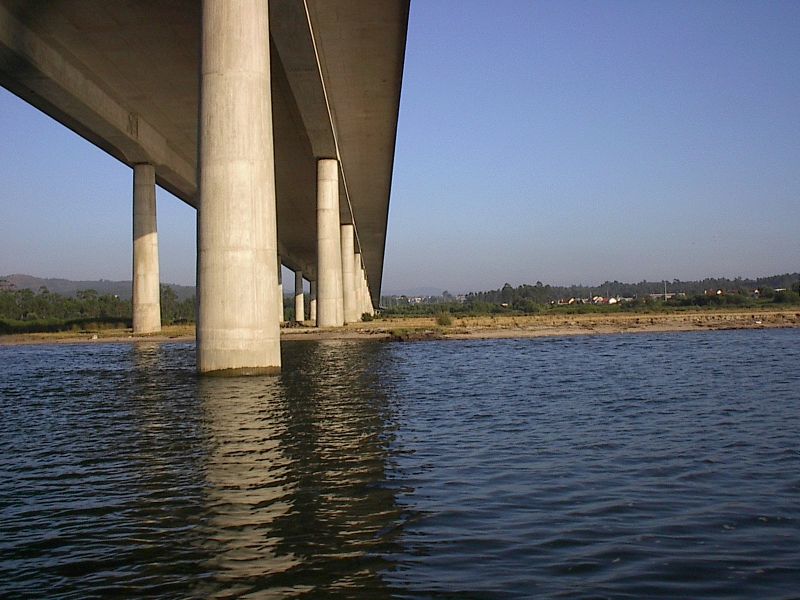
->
[0,0,409,299]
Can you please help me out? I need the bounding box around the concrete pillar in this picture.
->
[353,252,364,319]
[340,224,357,323]
[277,256,284,324]
[132,163,161,334]
[196,0,280,374]
[309,280,317,325]
[316,159,344,327]
[294,270,304,323]
[362,267,374,315]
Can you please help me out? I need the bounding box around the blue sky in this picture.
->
[2,0,799,294]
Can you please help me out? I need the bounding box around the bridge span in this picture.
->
[0,0,409,373]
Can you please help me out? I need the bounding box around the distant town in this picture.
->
[383,286,794,308]
[1,272,799,335]
[380,273,800,313]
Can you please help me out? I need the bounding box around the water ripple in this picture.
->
[1,329,799,598]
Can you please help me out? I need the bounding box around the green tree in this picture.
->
[160,285,178,323]
[500,283,514,304]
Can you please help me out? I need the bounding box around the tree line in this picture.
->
[463,273,800,305]
[381,273,800,317]
[0,285,195,334]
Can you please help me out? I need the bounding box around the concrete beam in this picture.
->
[305,0,409,301]
[0,0,409,313]
[0,3,196,202]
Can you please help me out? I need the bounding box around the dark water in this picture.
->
[1,329,799,599]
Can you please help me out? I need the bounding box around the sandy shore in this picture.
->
[1,309,798,347]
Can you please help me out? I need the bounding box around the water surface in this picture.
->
[1,329,799,598]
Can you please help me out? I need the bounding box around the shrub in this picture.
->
[774,290,800,304]
[361,312,373,322]
[435,312,452,326]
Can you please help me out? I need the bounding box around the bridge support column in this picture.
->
[362,267,374,315]
[353,252,363,319]
[132,163,161,334]
[196,0,280,374]
[294,270,304,323]
[316,159,344,327]
[277,256,284,324]
[309,280,317,325]
[341,224,357,323]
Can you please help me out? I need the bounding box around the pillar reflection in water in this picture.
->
[195,340,404,597]
[197,376,303,597]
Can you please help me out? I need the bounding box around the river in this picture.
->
[1,329,798,598]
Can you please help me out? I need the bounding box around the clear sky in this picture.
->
[1,0,799,294]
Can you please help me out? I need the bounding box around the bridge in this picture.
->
[0,0,409,373]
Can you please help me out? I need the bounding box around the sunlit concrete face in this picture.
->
[294,270,304,323]
[0,0,407,369]
[132,163,161,334]
[196,0,281,374]
[0,1,408,305]
[340,224,357,323]
[354,252,368,318]
[277,255,284,325]
[316,159,344,328]
[309,280,317,325]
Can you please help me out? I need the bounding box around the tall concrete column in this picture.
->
[362,267,374,315]
[132,163,161,334]
[361,271,368,315]
[340,224,357,323]
[197,0,280,374]
[277,256,284,324]
[353,252,364,319]
[309,280,317,324]
[316,159,344,327]
[294,270,304,323]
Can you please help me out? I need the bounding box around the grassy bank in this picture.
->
[0,316,132,335]
[2,309,798,346]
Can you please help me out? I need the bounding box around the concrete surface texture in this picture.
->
[0,0,409,371]
[309,280,317,325]
[316,159,344,328]
[0,0,408,304]
[277,255,284,324]
[354,252,364,317]
[196,0,281,374]
[340,224,357,323]
[294,270,304,322]
[132,163,161,334]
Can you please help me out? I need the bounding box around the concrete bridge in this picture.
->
[0,0,409,373]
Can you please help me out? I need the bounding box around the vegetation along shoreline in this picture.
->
[2,272,798,345]
[1,309,797,347]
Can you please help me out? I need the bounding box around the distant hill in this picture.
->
[0,274,195,301]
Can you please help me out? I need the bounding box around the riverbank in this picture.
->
[0,309,798,346]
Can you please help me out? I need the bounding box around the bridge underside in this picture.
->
[0,0,408,300]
